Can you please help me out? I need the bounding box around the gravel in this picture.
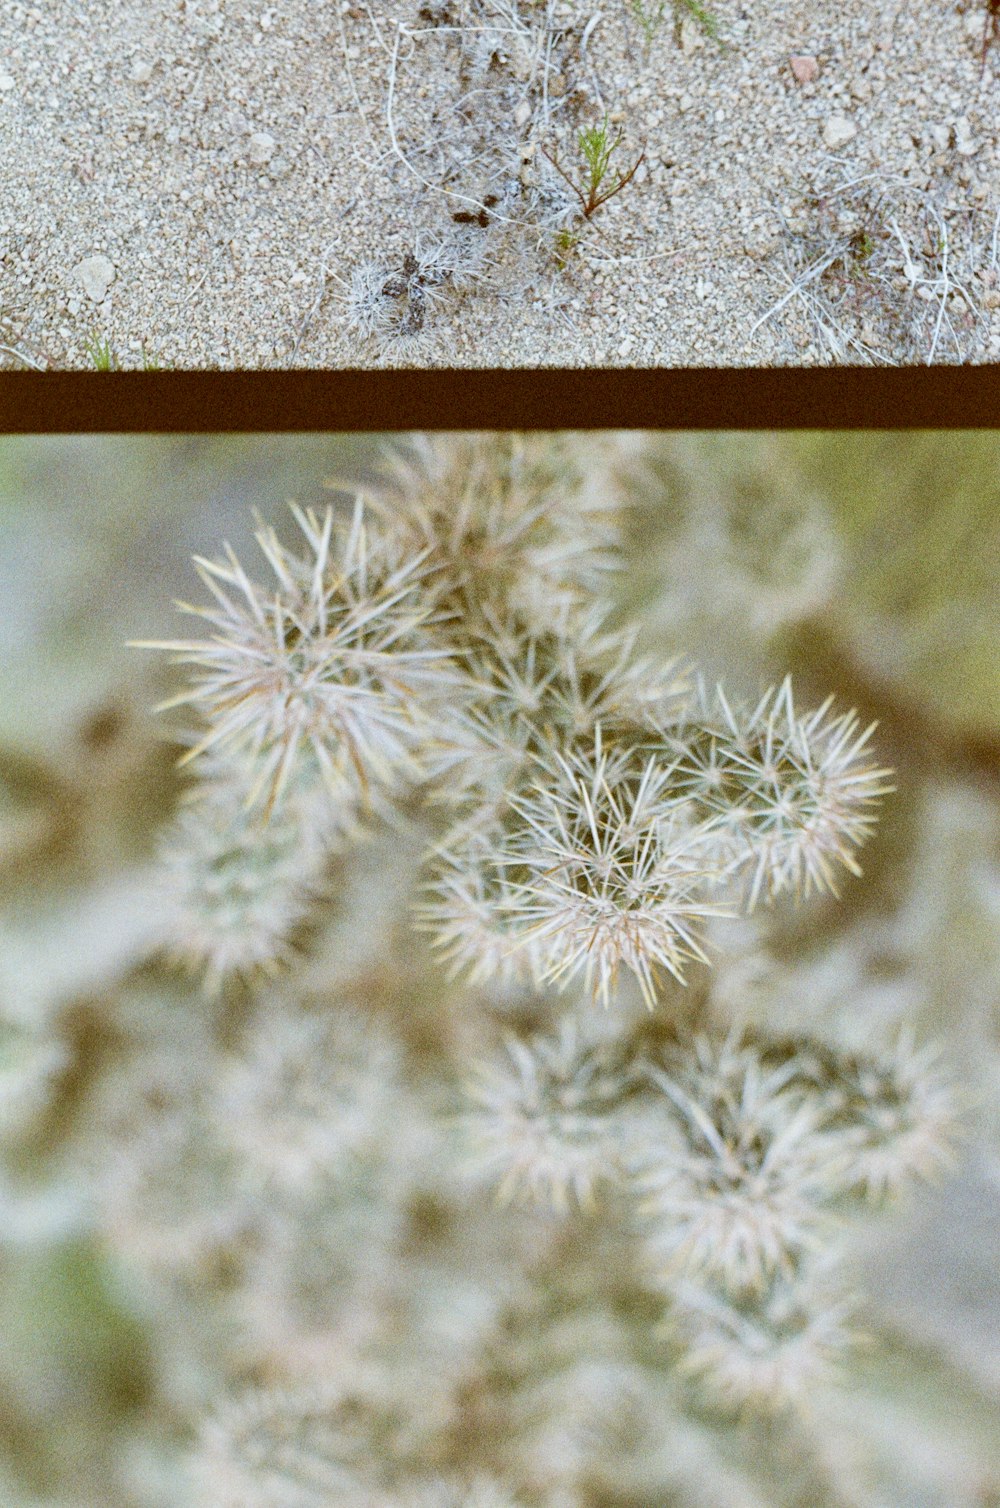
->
[1,0,998,368]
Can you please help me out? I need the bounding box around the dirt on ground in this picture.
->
[2,0,999,368]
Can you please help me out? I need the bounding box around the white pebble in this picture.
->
[73,254,116,302]
[954,116,979,156]
[0,73,15,92]
[247,131,276,164]
[822,114,857,150]
[679,15,703,53]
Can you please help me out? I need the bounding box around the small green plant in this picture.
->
[848,227,876,280]
[673,0,723,44]
[851,229,875,262]
[630,0,666,50]
[542,115,645,225]
[552,226,583,270]
[84,331,120,371]
[82,332,165,371]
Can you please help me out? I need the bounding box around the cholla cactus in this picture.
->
[768,1032,962,1201]
[154,768,347,992]
[669,680,894,907]
[482,739,722,1007]
[191,1382,382,1507]
[635,1039,843,1295]
[666,1264,857,1412]
[376,432,630,628]
[456,1021,630,1213]
[212,1000,407,1199]
[133,499,456,812]
[33,431,972,1507]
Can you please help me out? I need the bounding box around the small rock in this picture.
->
[680,15,704,53]
[130,59,154,82]
[514,99,531,129]
[73,255,115,302]
[0,72,15,92]
[247,131,276,165]
[822,114,857,150]
[954,116,979,156]
[789,54,819,84]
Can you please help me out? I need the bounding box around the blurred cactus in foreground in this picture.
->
[0,433,997,1508]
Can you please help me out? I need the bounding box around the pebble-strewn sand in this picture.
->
[2,0,999,368]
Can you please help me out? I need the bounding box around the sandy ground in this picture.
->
[2,0,999,369]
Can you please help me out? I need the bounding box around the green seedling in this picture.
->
[552,226,584,269]
[673,0,723,44]
[542,115,645,224]
[848,228,876,275]
[84,332,120,371]
[630,0,666,50]
[83,331,165,370]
